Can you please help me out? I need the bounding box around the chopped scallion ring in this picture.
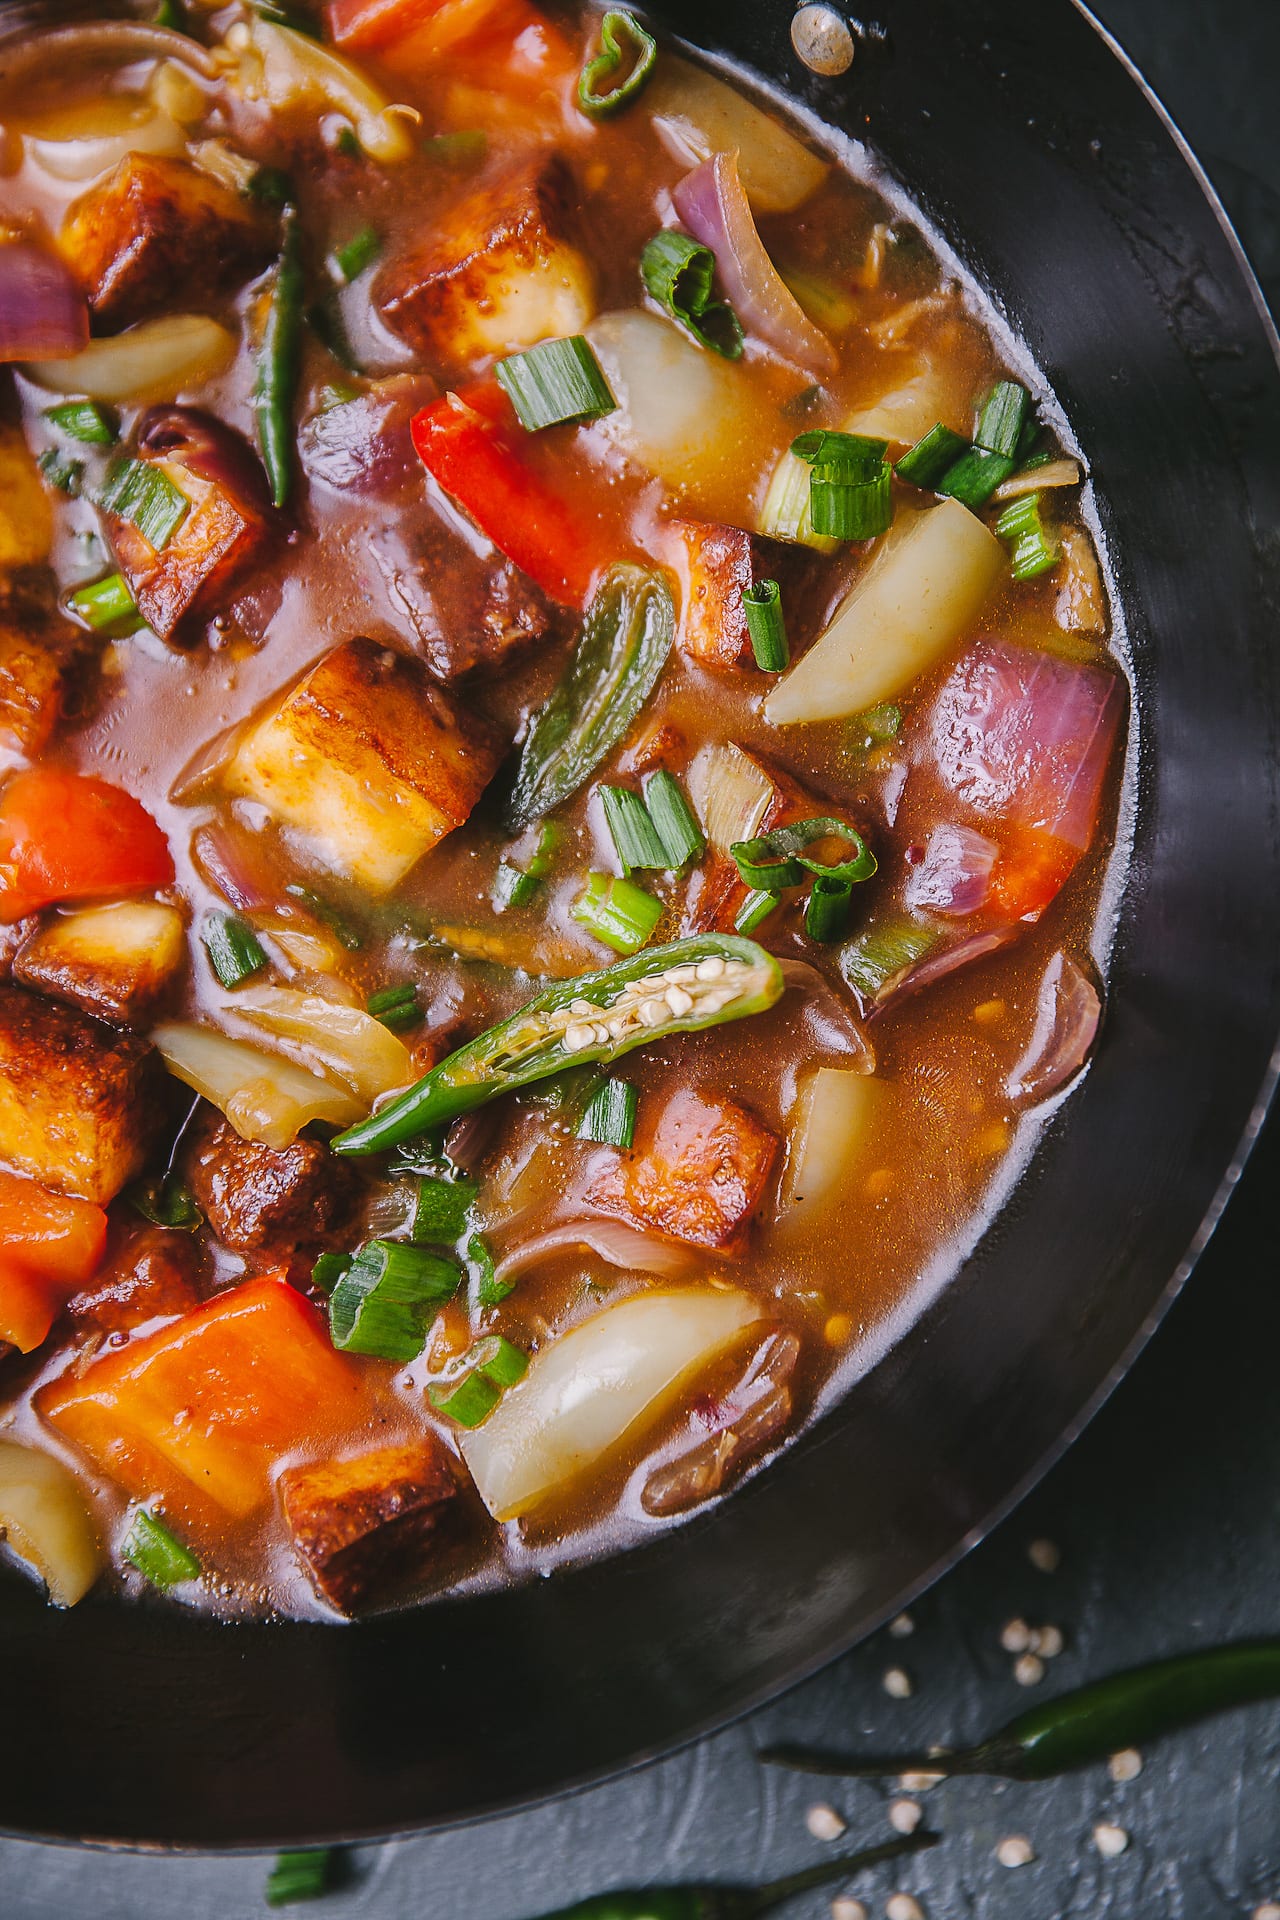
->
[804,873,854,942]
[469,1232,513,1309]
[577,1075,638,1148]
[122,1507,201,1593]
[428,1367,502,1428]
[42,399,117,445]
[791,430,894,541]
[496,335,616,431]
[735,888,781,935]
[66,572,140,633]
[640,230,744,360]
[97,456,190,552]
[411,1174,479,1245]
[310,1251,352,1295]
[936,443,1015,508]
[38,449,83,495]
[202,911,268,990]
[841,917,939,1002]
[330,223,380,283]
[994,489,1062,580]
[642,769,705,868]
[570,872,664,955]
[601,783,668,874]
[367,982,421,1032]
[467,1333,529,1388]
[493,820,561,911]
[895,421,970,491]
[975,379,1030,460]
[577,8,658,118]
[329,1240,462,1362]
[744,579,789,671]
[730,815,877,892]
[265,1850,335,1908]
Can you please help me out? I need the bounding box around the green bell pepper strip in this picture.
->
[254,202,305,509]
[761,1638,1280,1782]
[505,564,675,831]
[730,816,877,893]
[528,1833,936,1919]
[331,934,784,1155]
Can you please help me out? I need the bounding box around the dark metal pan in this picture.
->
[2,0,1278,1849]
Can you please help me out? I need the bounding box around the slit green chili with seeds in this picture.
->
[331,934,785,1154]
[760,1639,1280,1782]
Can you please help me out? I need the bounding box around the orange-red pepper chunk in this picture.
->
[40,1278,365,1520]
[0,1168,108,1352]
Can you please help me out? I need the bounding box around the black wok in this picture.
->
[2,0,1279,1850]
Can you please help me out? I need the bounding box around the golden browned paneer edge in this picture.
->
[0,982,163,1203]
[0,622,64,758]
[376,154,595,367]
[15,901,186,1030]
[588,1087,781,1251]
[0,424,53,570]
[108,465,274,643]
[60,153,275,331]
[663,518,756,668]
[224,636,504,892]
[278,1440,460,1613]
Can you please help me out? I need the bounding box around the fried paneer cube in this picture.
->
[377,156,594,367]
[664,519,755,668]
[14,901,186,1029]
[0,983,161,1203]
[0,423,53,568]
[279,1438,460,1613]
[587,1088,780,1251]
[0,623,64,757]
[60,154,274,330]
[224,637,503,890]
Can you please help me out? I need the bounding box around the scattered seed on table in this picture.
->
[806,1802,848,1841]
[995,1835,1036,1869]
[1032,1625,1065,1659]
[899,1769,944,1792]
[831,1901,867,1920]
[1014,1652,1046,1686]
[882,1666,913,1699]
[1028,1538,1061,1573]
[888,1612,915,1638]
[1093,1822,1130,1858]
[888,1799,922,1835]
[1000,1617,1033,1654]
[1252,1904,1280,1920]
[1108,1748,1143,1783]
[886,1896,925,1920]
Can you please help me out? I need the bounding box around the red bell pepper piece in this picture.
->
[40,1277,364,1520]
[330,0,569,78]
[410,391,615,607]
[0,767,174,922]
[989,826,1080,921]
[0,1169,108,1352]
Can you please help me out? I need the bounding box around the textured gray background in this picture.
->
[5,1,1280,1913]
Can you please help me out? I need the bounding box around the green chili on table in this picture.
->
[761,1639,1280,1781]
[528,1833,936,1919]
[255,201,305,509]
[331,934,784,1154]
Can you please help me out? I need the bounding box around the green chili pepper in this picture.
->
[255,202,305,509]
[331,934,784,1155]
[506,564,675,831]
[540,1834,936,1918]
[761,1639,1280,1782]
[577,9,658,119]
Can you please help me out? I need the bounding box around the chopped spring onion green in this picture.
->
[804,873,854,943]
[411,1174,479,1245]
[265,1850,335,1908]
[841,918,939,1002]
[790,430,893,541]
[332,126,361,159]
[895,421,970,491]
[248,164,292,207]
[994,490,1062,580]
[577,7,658,117]
[601,783,668,874]
[38,449,83,495]
[936,444,1015,509]
[43,400,117,445]
[122,1507,201,1592]
[642,769,705,869]
[330,223,380,283]
[202,911,268,990]
[640,230,744,360]
[496,335,616,431]
[735,888,781,935]
[469,1232,513,1309]
[744,579,789,671]
[577,1075,638,1148]
[493,820,561,912]
[423,128,488,166]
[758,446,838,551]
[571,872,664,955]
[97,456,189,551]
[730,816,877,892]
[367,982,421,1033]
[66,572,140,632]
[466,1333,529,1388]
[429,1367,502,1428]
[975,379,1030,460]
[255,201,305,509]
[329,1239,462,1362]
[284,883,364,950]
[852,702,903,744]
[311,1251,352,1295]
[126,1172,202,1231]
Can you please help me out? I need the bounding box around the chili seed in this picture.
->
[831,1901,867,1920]
[1028,1537,1061,1572]
[1033,1624,1065,1658]
[899,1770,944,1792]
[882,1666,913,1698]
[888,1611,915,1638]
[995,1835,1036,1869]
[1108,1748,1143,1783]
[791,2,856,75]
[1000,1616,1032,1653]
[1014,1652,1046,1686]
[886,1897,925,1920]
[1252,1905,1280,1920]
[1093,1822,1130,1859]
[888,1799,922,1835]
[806,1802,848,1841]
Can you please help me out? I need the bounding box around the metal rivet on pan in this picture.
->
[791,4,856,75]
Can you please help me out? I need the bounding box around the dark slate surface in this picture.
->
[5,2,1280,1914]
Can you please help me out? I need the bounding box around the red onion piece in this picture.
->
[299,377,436,497]
[1006,950,1102,1103]
[872,924,1020,1016]
[190,824,272,912]
[903,822,999,916]
[136,406,272,510]
[671,151,836,373]
[641,1328,799,1515]
[492,1218,698,1289]
[779,958,875,1069]
[930,638,1123,853]
[0,242,88,363]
